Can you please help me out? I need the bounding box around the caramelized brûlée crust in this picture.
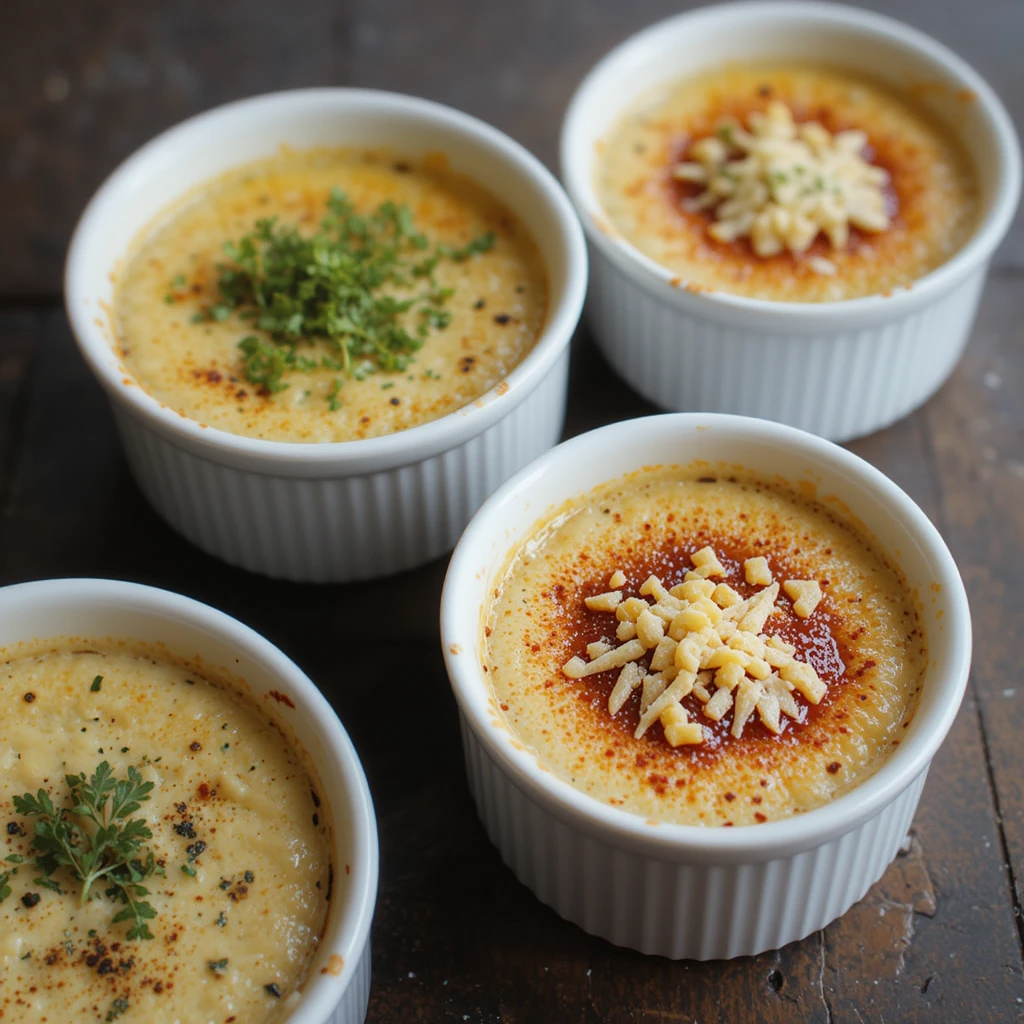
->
[485,467,926,826]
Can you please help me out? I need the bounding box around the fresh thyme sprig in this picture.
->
[194,187,495,401]
[12,762,160,940]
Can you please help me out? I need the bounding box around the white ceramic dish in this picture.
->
[560,1,1020,442]
[0,578,378,1022]
[441,413,971,959]
[65,89,587,582]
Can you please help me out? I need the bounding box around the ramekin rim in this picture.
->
[0,577,378,1022]
[65,87,587,471]
[559,0,1021,321]
[441,413,973,858]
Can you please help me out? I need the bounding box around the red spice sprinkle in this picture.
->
[826,761,841,774]
[724,792,736,802]
[754,812,767,823]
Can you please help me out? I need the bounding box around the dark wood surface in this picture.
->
[2,1,1023,1021]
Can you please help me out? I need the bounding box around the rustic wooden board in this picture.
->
[923,272,1024,957]
[1,313,1022,1021]
[3,0,1024,1017]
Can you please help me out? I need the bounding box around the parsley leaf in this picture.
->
[12,762,159,940]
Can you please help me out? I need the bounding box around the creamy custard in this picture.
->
[116,148,548,442]
[597,65,977,301]
[0,642,332,1023]
[484,467,926,826]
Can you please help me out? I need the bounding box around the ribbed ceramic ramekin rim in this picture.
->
[441,413,973,863]
[65,88,587,475]
[0,578,377,1024]
[560,1,1021,328]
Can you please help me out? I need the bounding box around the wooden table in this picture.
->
[3,1,1023,1020]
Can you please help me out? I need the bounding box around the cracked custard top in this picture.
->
[484,467,926,827]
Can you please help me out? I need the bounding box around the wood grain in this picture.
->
[3,316,1022,1020]
[2,0,1024,1019]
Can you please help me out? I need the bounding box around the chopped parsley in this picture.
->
[191,188,495,403]
[90,675,103,693]
[208,958,230,974]
[106,997,130,1021]
[12,762,159,939]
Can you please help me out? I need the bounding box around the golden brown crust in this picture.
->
[597,65,977,301]
[485,469,926,826]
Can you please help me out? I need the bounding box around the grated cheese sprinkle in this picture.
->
[672,101,891,263]
[561,556,828,745]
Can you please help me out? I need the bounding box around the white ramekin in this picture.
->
[0,579,378,1022]
[441,413,972,959]
[561,2,1021,442]
[65,89,587,582]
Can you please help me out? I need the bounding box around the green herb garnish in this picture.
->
[90,675,103,693]
[208,958,230,974]
[194,188,494,404]
[0,871,12,903]
[12,762,159,940]
[106,997,130,1021]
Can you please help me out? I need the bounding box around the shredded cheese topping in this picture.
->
[561,546,829,746]
[672,100,891,262]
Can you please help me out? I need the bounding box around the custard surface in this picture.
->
[0,642,332,1023]
[597,65,977,301]
[117,148,547,442]
[484,468,926,826]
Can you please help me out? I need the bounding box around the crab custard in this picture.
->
[484,467,927,826]
[597,64,977,302]
[0,642,332,1023]
[116,147,548,442]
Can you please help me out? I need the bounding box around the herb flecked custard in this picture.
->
[0,641,332,1023]
[115,147,548,442]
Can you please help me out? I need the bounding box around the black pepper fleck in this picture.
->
[21,892,41,908]
[186,841,207,861]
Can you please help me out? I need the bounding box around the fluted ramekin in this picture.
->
[561,2,1020,442]
[65,89,587,581]
[441,413,971,959]
[0,578,377,1022]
